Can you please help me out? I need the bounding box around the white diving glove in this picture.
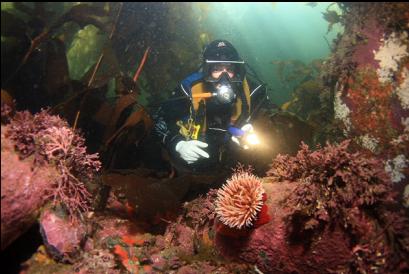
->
[175,140,210,164]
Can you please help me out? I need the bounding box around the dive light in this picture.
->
[243,131,260,149]
[228,125,260,150]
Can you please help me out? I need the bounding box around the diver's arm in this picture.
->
[152,85,210,164]
[152,87,191,153]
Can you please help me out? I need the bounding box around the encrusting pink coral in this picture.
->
[266,140,409,273]
[5,109,68,160]
[4,109,101,219]
[39,126,101,217]
[267,140,392,229]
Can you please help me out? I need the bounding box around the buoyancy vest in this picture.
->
[178,73,251,139]
[190,79,251,124]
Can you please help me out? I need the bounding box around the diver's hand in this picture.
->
[241,123,254,132]
[175,140,209,164]
[231,123,254,146]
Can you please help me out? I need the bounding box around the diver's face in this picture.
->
[210,64,235,80]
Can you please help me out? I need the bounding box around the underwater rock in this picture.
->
[252,141,407,273]
[102,169,185,224]
[215,183,407,273]
[150,254,167,271]
[102,168,224,225]
[93,215,146,245]
[351,18,384,69]
[7,110,100,219]
[170,224,195,256]
[326,3,409,205]
[1,109,100,250]
[1,126,58,250]
[374,31,409,83]
[172,141,409,273]
[39,208,88,263]
[216,182,353,274]
[72,248,119,274]
[196,179,354,274]
[176,262,255,274]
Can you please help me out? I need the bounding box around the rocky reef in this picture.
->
[1,109,100,252]
[2,2,409,274]
[14,141,408,274]
[322,3,409,205]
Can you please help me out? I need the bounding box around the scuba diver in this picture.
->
[153,39,269,174]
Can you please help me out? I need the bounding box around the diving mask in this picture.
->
[210,64,235,80]
[203,60,245,83]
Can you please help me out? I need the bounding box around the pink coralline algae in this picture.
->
[351,18,383,69]
[345,67,399,146]
[267,140,391,230]
[211,141,407,273]
[4,109,101,218]
[267,140,409,273]
[5,109,68,160]
[39,126,101,217]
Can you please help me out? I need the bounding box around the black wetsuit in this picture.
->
[152,73,267,174]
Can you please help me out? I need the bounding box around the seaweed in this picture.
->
[267,140,409,273]
[4,109,101,219]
